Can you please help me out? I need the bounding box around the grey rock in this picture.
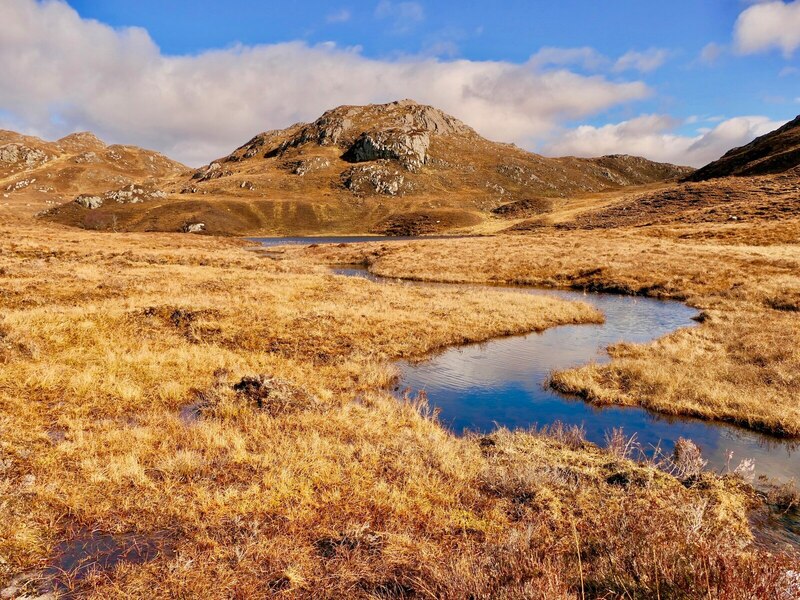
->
[0,144,47,167]
[183,222,205,233]
[75,195,103,209]
[291,157,331,176]
[344,130,430,172]
[343,163,407,196]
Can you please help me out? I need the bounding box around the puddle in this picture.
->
[179,401,205,424]
[42,530,172,595]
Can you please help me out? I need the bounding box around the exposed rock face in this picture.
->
[0,144,48,167]
[73,151,100,164]
[343,130,430,172]
[75,194,103,209]
[343,162,407,196]
[290,157,331,176]
[73,184,166,209]
[192,162,232,182]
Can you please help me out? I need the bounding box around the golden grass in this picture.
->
[302,226,800,436]
[1,219,794,597]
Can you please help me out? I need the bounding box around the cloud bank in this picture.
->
[544,115,787,166]
[0,0,652,165]
[735,0,800,56]
[0,0,788,169]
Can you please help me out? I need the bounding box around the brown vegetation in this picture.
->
[1,214,796,597]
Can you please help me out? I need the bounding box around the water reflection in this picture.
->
[333,266,800,483]
[250,235,462,247]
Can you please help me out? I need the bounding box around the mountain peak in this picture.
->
[57,131,107,152]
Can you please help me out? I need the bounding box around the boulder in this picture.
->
[75,195,103,209]
[182,222,205,233]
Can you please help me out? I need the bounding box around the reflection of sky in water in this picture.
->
[250,236,452,247]
[328,266,800,483]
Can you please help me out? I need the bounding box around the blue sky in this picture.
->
[1,0,799,165]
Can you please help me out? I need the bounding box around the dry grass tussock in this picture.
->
[1,221,795,597]
[304,225,800,437]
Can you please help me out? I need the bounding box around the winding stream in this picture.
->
[254,237,800,485]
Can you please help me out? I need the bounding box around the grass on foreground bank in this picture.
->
[305,225,800,437]
[0,221,796,598]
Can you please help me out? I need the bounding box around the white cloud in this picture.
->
[0,0,650,166]
[734,0,800,56]
[698,42,724,65]
[374,1,424,32]
[613,48,669,73]
[543,114,786,167]
[528,46,609,71]
[326,9,352,24]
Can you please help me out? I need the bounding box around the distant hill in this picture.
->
[42,100,692,235]
[686,115,800,181]
[0,130,187,214]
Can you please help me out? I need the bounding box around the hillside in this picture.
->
[528,116,800,236]
[43,100,692,235]
[686,114,800,181]
[0,130,187,218]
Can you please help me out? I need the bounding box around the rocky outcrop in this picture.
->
[75,194,103,209]
[342,162,408,196]
[74,184,166,209]
[73,151,100,164]
[0,144,48,167]
[192,162,233,182]
[5,178,35,192]
[290,157,331,176]
[183,222,206,233]
[343,130,430,172]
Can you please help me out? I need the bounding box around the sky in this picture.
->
[1,0,799,167]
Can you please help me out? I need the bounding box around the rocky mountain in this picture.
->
[183,100,691,199]
[43,100,692,235]
[686,114,800,182]
[0,130,187,215]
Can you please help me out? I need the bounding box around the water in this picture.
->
[332,266,800,484]
[249,235,464,248]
